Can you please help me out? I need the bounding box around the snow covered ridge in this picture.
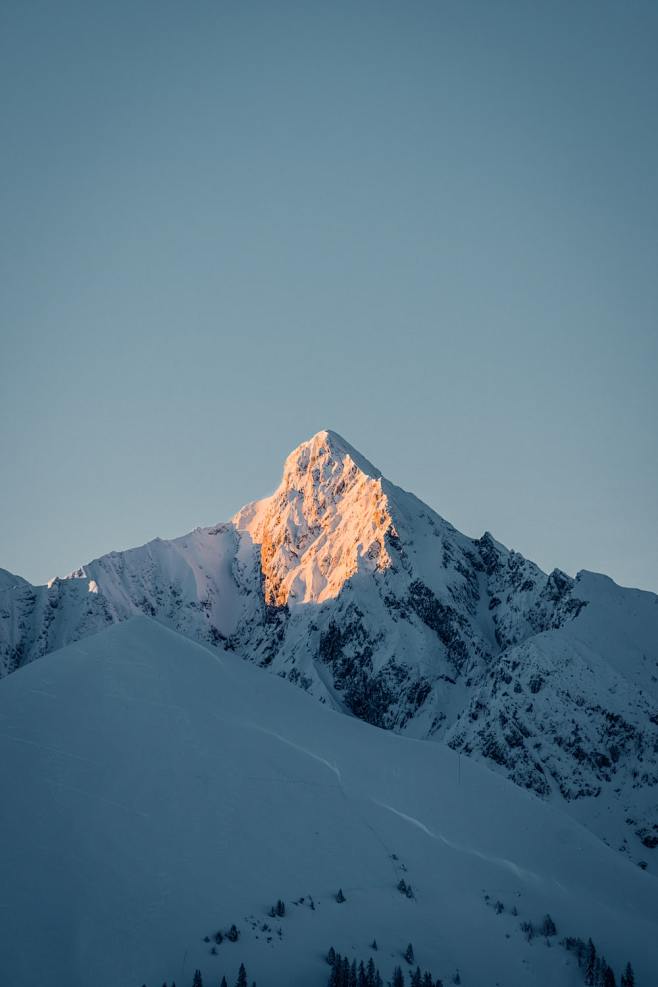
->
[0,618,654,987]
[1,429,657,861]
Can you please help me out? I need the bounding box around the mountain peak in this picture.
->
[283,430,382,483]
[233,429,393,606]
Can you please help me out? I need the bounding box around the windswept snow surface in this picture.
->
[1,430,657,862]
[0,618,656,987]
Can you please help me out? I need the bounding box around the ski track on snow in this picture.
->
[244,722,342,783]
[373,799,538,884]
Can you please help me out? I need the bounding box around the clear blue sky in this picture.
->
[1,1,657,592]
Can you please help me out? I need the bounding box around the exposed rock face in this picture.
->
[233,431,394,606]
[1,429,656,863]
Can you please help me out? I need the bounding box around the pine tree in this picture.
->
[393,967,405,987]
[567,937,586,968]
[370,939,378,951]
[342,956,350,987]
[227,925,240,943]
[621,962,635,987]
[220,978,228,987]
[349,958,357,987]
[358,960,367,987]
[404,943,415,965]
[602,964,616,987]
[585,940,597,986]
[422,974,433,987]
[235,962,248,987]
[366,957,377,987]
[541,914,557,938]
[452,972,461,986]
[328,955,342,987]
[192,971,203,987]
[275,899,286,917]
[336,888,346,903]
[411,966,422,987]
[327,947,337,966]
[593,958,606,987]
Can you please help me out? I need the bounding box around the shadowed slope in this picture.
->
[0,617,656,987]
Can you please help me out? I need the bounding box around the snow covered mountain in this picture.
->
[0,617,655,987]
[1,430,656,864]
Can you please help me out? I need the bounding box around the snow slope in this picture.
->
[1,430,656,863]
[0,617,655,987]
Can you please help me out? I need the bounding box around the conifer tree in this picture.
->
[336,888,346,903]
[220,977,228,987]
[327,947,337,966]
[620,962,635,987]
[541,914,556,937]
[411,966,422,987]
[328,955,342,987]
[602,964,616,987]
[349,958,357,987]
[192,971,203,987]
[342,956,350,987]
[392,967,405,987]
[404,943,415,965]
[585,940,597,986]
[358,960,367,987]
[594,958,605,987]
[235,962,248,987]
